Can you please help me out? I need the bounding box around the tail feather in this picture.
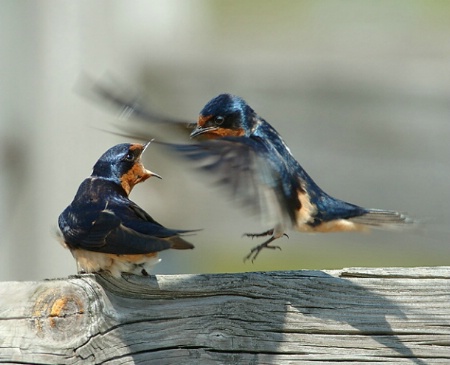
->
[348,209,414,229]
[167,236,195,250]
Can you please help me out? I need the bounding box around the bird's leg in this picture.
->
[243,229,274,239]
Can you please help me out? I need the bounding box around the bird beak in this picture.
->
[147,170,162,180]
[142,139,154,152]
[190,126,204,138]
[190,126,218,139]
[141,139,162,179]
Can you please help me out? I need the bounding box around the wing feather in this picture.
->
[167,137,300,230]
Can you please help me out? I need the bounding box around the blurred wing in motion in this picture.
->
[79,75,196,131]
[165,137,301,231]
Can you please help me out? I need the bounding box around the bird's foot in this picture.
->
[243,236,284,263]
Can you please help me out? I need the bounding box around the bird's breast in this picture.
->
[70,249,160,277]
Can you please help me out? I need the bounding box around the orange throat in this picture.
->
[120,161,152,195]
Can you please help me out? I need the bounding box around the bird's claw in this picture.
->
[242,229,289,262]
[243,242,282,263]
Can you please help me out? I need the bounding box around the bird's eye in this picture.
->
[124,152,134,162]
[214,116,224,126]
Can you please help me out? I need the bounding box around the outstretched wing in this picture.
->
[164,137,302,231]
[81,77,196,131]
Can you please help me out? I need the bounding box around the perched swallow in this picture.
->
[58,142,195,277]
[89,83,413,261]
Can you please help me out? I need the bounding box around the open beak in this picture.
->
[142,139,154,152]
[141,140,162,179]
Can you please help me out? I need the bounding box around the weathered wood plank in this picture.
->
[0,267,449,364]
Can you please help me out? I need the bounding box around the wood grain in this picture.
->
[0,267,449,364]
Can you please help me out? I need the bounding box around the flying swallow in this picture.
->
[58,142,195,277]
[89,82,413,262]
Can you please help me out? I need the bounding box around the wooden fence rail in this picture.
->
[0,267,449,364]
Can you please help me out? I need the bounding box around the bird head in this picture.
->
[190,94,256,139]
[92,142,161,195]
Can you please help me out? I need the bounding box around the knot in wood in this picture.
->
[31,286,86,341]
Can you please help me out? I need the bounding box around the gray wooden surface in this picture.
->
[0,267,449,364]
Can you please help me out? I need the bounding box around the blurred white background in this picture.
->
[1,0,449,281]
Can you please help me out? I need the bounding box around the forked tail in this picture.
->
[348,209,414,229]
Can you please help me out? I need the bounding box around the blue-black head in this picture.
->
[190,94,256,139]
[92,142,161,194]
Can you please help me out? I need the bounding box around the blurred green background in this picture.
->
[1,0,449,281]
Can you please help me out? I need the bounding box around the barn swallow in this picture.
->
[89,83,413,262]
[58,142,195,277]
